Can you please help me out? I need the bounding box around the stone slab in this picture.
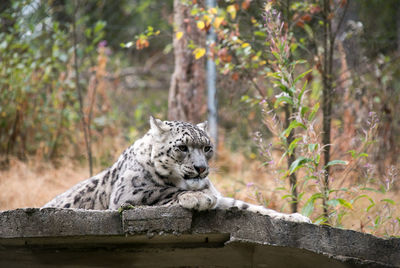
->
[0,208,122,238]
[0,206,399,267]
[122,205,192,234]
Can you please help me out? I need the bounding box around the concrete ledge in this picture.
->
[0,208,122,238]
[0,206,399,267]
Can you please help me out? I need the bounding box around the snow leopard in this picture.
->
[43,117,311,223]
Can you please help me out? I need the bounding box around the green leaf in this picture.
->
[94,21,106,34]
[348,150,368,159]
[275,187,287,191]
[337,198,353,209]
[294,69,312,84]
[274,95,293,108]
[302,199,314,217]
[303,24,314,38]
[308,143,318,152]
[254,31,266,37]
[240,95,250,102]
[282,194,293,200]
[298,80,308,103]
[353,194,374,204]
[300,106,309,117]
[272,51,280,61]
[366,203,376,212]
[282,120,306,138]
[325,160,348,167]
[289,156,312,175]
[314,216,328,225]
[360,187,380,193]
[288,137,302,156]
[301,193,323,217]
[374,216,381,226]
[380,199,396,205]
[326,199,340,207]
[348,150,356,158]
[267,72,281,80]
[308,102,319,121]
[84,28,92,38]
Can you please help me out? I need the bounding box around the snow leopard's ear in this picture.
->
[196,121,209,134]
[149,116,168,135]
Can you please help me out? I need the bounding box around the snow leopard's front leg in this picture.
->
[178,191,217,211]
[215,196,311,223]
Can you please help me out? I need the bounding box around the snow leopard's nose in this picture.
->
[194,165,206,174]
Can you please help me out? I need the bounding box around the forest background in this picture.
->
[1,0,400,237]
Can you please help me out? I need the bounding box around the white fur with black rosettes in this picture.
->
[43,117,311,224]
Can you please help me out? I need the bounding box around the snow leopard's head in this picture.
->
[149,116,214,190]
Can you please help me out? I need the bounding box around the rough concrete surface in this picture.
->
[0,206,399,267]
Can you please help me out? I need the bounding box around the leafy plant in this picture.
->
[180,0,399,236]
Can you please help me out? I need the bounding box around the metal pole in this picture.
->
[206,0,218,148]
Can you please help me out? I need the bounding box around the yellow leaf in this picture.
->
[259,60,266,66]
[209,7,217,15]
[265,2,272,12]
[203,15,212,24]
[213,17,224,29]
[227,5,236,20]
[176,31,184,40]
[233,37,243,44]
[197,21,205,30]
[193,48,206,59]
[241,42,250,48]
[251,55,259,61]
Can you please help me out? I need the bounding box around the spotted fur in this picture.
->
[43,117,311,223]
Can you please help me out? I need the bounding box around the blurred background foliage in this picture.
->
[1,0,400,236]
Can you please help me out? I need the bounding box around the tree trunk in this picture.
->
[168,0,206,123]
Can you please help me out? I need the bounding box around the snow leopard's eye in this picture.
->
[203,146,212,153]
[178,145,189,152]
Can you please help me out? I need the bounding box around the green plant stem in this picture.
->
[322,0,333,219]
[284,0,298,213]
[285,105,298,212]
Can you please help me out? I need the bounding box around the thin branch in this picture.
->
[72,0,93,176]
[332,1,349,42]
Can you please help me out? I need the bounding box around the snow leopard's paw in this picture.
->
[178,191,215,211]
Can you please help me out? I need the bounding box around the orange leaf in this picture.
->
[232,72,239,81]
[296,20,304,28]
[214,17,224,29]
[136,39,149,50]
[310,6,321,14]
[241,0,251,10]
[218,47,232,63]
[301,14,312,22]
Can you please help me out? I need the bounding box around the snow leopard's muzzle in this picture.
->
[183,164,209,180]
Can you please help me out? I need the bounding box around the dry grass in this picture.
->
[211,145,283,210]
[0,157,93,210]
[1,141,398,237]
[0,145,275,211]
